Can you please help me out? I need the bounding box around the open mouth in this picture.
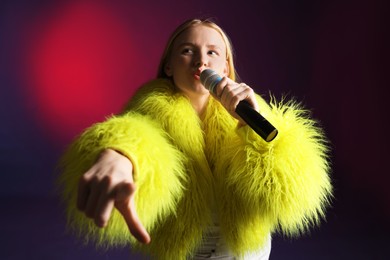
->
[194,71,201,80]
[194,69,203,80]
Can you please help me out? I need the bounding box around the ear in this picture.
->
[165,63,173,77]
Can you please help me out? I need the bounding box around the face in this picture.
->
[164,24,229,97]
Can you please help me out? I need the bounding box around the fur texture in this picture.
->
[59,79,332,259]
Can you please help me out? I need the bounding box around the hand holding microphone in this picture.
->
[200,69,278,142]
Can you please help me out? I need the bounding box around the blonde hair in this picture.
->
[157,18,238,82]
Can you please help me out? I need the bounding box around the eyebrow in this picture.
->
[177,42,223,50]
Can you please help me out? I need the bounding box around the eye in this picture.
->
[181,48,194,55]
[208,50,219,56]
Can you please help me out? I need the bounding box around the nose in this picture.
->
[194,51,208,68]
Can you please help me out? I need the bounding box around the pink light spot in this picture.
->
[25,2,143,143]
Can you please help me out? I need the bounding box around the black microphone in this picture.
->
[200,69,278,142]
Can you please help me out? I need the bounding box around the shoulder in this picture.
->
[123,78,176,112]
[132,78,175,101]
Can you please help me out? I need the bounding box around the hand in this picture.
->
[77,149,151,244]
[212,77,259,125]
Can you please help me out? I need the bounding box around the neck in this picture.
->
[192,95,210,119]
[172,82,210,118]
[182,91,210,118]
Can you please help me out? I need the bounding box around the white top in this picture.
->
[191,211,271,260]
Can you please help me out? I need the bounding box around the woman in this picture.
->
[59,18,332,259]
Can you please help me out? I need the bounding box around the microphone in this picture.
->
[200,69,278,142]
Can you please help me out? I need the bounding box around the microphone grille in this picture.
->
[200,69,221,94]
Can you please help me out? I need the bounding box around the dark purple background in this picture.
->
[1,0,389,259]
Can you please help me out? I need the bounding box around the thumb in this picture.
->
[115,182,151,244]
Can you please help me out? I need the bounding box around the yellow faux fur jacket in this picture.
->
[59,78,332,259]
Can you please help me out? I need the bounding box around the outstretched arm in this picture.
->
[58,113,186,248]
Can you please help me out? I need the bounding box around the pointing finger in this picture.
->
[115,182,151,244]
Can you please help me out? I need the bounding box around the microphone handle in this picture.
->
[236,100,278,142]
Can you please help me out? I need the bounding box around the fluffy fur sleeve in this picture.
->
[217,96,332,237]
[58,112,186,248]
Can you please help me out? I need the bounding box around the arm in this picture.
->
[58,112,186,247]
[216,96,332,235]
